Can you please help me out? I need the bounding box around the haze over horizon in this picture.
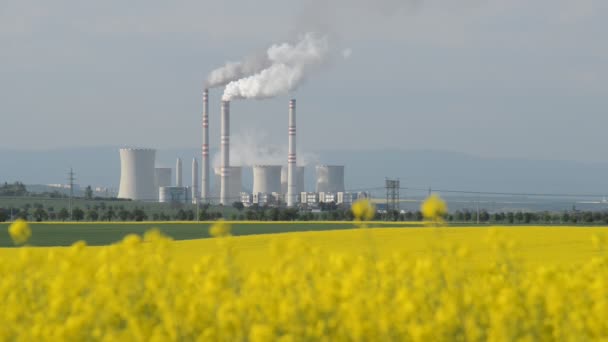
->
[1,0,607,162]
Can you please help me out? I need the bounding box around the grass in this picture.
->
[0,221,422,247]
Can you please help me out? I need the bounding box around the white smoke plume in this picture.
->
[222,33,330,101]
[212,130,318,167]
[205,53,271,88]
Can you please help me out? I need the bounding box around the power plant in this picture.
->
[201,89,210,203]
[287,99,297,207]
[116,93,357,207]
[154,167,172,200]
[118,148,156,201]
[118,150,197,204]
[114,34,362,207]
[316,165,345,193]
[213,166,242,204]
[220,100,230,205]
[281,166,305,195]
[154,168,172,188]
[253,165,282,194]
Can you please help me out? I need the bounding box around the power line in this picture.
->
[398,187,607,198]
[68,168,76,221]
[385,179,400,219]
[344,185,608,199]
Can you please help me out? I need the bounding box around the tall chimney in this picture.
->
[220,100,230,205]
[176,158,182,187]
[287,99,297,207]
[201,89,209,202]
[192,158,199,204]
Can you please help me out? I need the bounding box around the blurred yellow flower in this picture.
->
[122,234,141,246]
[210,220,232,237]
[0,225,606,340]
[351,199,375,221]
[8,219,31,245]
[249,324,274,342]
[421,194,447,223]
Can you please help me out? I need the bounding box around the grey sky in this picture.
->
[1,0,606,161]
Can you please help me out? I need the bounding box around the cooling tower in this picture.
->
[213,166,242,204]
[201,89,210,202]
[281,166,305,194]
[176,158,183,187]
[154,167,171,200]
[315,165,345,193]
[287,99,297,207]
[192,158,199,204]
[253,165,282,194]
[118,148,156,201]
[220,100,230,205]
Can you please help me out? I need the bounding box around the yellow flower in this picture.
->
[8,219,31,245]
[122,234,142,246]
[249,324,274,342]
[421,194,447,223]
[351,199,375,221]
[210,220,231,237]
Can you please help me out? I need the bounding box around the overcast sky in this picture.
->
[1,0,606,162]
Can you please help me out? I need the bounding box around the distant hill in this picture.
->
[1,147,608,197]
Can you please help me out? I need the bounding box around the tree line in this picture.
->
[386,209,608,224]
[0,182,28,197]
[2,201,608,224]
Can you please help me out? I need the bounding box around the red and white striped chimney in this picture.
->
[220,100,230,205]
[201,89,209,202]
[287,99,297,207]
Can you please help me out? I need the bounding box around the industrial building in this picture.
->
[210,97,353,208]
[237,164,360,208]
[154,167,172,200]
[253,165,282,194]
[281,166,305,194]
[118,149,196,204]
[212,166,242,204]
[117,95,354,208]
[118,148,157,201]
[159,186,190,204]
[316,165,345,193]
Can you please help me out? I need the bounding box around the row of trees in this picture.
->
[0,182,28,196]
[382,209,608,224]
[0,205,320,222]
[3,200,608,224]
[448,209,608,224]
[0,205,144,222]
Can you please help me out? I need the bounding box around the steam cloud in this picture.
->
[222,33,330,101]
[205,54,271,89]
[212,130,318,167]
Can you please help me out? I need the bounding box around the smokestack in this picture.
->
[192,158,199,204]
[220,100,230,205]
[201,89,209,203]
[287,99,297,207]
[214,166,243,201]
[176,158,182,187]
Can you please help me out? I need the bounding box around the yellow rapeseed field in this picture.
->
[2,216,608,339]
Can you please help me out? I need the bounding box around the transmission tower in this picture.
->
[68,168,76,221]
[385,178,400,220]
